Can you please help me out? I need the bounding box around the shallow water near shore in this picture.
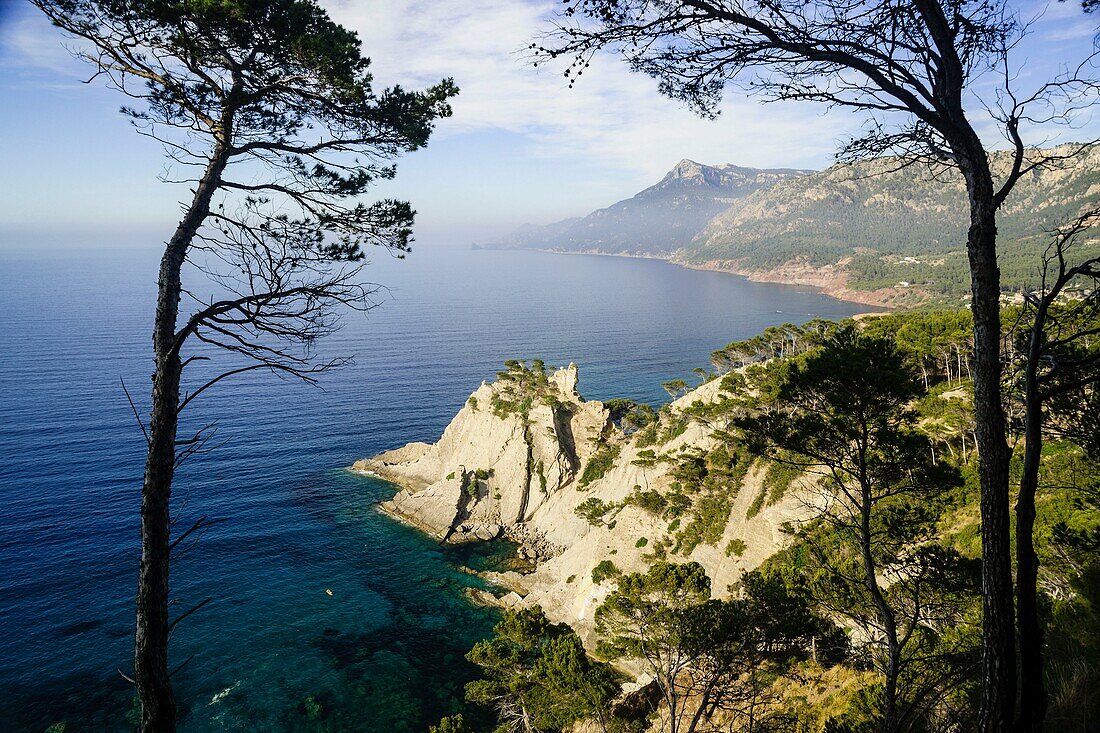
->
[0,243,873,731]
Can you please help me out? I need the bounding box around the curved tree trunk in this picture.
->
[1017,309,1048,732]
[134,148,228,733]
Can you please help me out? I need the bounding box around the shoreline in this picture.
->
[480,245,899,311]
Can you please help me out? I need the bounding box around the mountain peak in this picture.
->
[672,158,704,173]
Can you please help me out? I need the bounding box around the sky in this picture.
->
[1,0,1099,250]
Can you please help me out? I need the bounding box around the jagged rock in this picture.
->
[377,475,464,539]
[358,364,610,547]
[356,362,815,641]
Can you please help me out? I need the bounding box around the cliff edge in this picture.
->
[353,362,814,638]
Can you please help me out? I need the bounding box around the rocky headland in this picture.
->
[352,361,813,642]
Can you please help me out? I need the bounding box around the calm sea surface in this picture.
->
[0,244,872,731]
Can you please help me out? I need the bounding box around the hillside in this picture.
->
[682,144,1100,303]
[499,160,812,256]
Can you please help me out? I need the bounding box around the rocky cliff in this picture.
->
[353,362,813,639]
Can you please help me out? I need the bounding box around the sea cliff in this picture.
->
[353,361,812,640]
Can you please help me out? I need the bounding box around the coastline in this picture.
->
[481,246,900,310]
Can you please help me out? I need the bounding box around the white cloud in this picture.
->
[325,0,856,182]
[0,4,87,78]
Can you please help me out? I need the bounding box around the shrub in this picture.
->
[763,459,801,506]
[575,497,613,526]
[746,485,768,519]
[592,560,621,584]
[580,443,621,487]
[625,488,667,515]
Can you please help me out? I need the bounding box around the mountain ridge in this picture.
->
[492,145,1100,307]
[496,160,813,256]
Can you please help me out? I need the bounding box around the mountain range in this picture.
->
[501,159,812,257]
[496,146,1100,306]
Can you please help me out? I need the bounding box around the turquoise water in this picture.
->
[0,244,873,731]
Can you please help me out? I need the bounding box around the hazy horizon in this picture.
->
[3,0,1100,250]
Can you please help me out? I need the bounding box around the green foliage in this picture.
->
[658,414,690,444]
[680,152,1100,299]
[711,320,837,372]
[461,472,481,500]
[725,538,747,557]
[661,379,690,398]
[429,714,472,733]
[736,325,980,728]
[490,360,560,419]
[596,561,712,660]
[596,562,845,732]
[302,695,323,721]
[745,484,768,520]
[674,492,734,554]
[579,443,621,487]
[622,402,658,432]
[762,458,801,506]
[574,497,613,526]
[635,537,648,548]
[466,607,619,733]
[634,422,660,448]
[623,488,667,515]
[592,560,621,584]
[647,444,754,555]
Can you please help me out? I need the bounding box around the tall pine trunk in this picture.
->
[134,148,227,733]
[860,480,900,733]
[1016,305,1048,732]
[958,149,1016,733]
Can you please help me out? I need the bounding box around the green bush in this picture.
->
[624,488,667,515]
[592,560,621,584]
[580,443,621,487]
[575,497,613,526]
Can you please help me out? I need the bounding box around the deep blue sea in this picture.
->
[0,244,872,732]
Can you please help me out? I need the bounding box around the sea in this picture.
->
[0,243,873,731]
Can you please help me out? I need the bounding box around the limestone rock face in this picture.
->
[355,363,611,547]
[355,364,818,638]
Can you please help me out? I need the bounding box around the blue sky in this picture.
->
[1,0,1099,250]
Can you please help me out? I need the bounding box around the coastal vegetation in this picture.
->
[687,150,1100,300]
[536,3,1100,729]
[24,0,1100,731]
[463,607,620,733]
[437,302,1097,733]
